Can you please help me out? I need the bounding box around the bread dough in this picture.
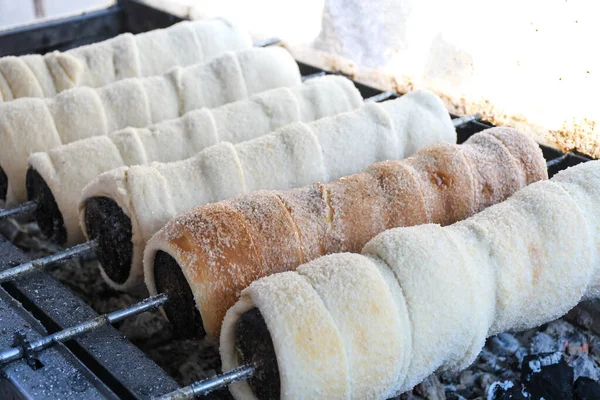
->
[145,127,546,340]
[1,47,301,204]
[28,75,362,245]
[0,19,252,101]
[88,91,455,290]
[219,160,600,398]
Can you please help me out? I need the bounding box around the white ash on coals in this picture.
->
[400,316,600,400]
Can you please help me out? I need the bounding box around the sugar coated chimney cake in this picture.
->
[26,75,362,245]
[79,90,455,290]
[0,47,300,204]
[0,19,251,102]
[220,160,599,400]
[145,127,546,339]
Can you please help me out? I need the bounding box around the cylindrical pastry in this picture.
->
[27,75,362,245]
[0,19,251,102]
[220,160,599,400]
[79,90,456,290]
[145,127,546,339]
[0,47,300,204]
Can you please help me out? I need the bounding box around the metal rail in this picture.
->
[0,200,37,219]
[451,112,483,127]
[0,293,168,366]
[0,239,98,283]
[254,37,281,47]
[363,90,397,103]
[301,71,327,81]
[153,364,257,400]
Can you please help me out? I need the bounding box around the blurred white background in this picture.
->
[0,0,598,156]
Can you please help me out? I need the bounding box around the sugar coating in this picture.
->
[1,47,301,204]
[220,160,600,399]
[0,19,251,101]
[550,161,600,297]
[29,75,361,245]
[146,126,544,341]
[136,91,454,296]
[297,254,408,399]
[220,271,350,399]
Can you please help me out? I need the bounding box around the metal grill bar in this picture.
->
[0,293,168,366]
[154,364,257,400]
[545,153,569,169]
[301,71,327,81]
[0,200,36,219]
[363,90,396,103]
[254,37,281,47]
[0,239,98,283]
[452,113,482,127]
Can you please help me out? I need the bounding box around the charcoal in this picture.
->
[487,380,527,399]
[545,320,586,348]
[573,376,600,400]
[457,370,475,391]
[521,352,574,400]
[489,333,522,357]
[478,349,503,372]
[478,372,501,394]
[571,354,600,381]
[413,374,446,400]
[566,305,596,332]
[399,392,425,400]
[530,332,561,354]
[588,334,600,359]
[444,392,467,400]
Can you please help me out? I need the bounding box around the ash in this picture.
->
[400,315,600,400]
[4,218,600,400]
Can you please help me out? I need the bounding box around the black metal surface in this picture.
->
[0,6,124,57]
[0,285,116,400]
[0,0,186,57]
[0,236,180,399]
[119,0,184,34]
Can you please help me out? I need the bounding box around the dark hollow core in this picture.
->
[0,166,7,201]
[153,250,206,339]
[26,167,67,244]
[235,308,280,400]
[84,196,133,285]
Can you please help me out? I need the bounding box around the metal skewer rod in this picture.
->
[363,90,397,103]
[0,293,168,366]
[546,153,569,169]
[452,112,482,127]
[154,364,257,400]
[0,200,36,220]
[301,71,327,81]
[0,239,98,283]
[254,37,281,47]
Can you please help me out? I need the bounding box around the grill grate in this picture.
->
[0,1,593,399]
